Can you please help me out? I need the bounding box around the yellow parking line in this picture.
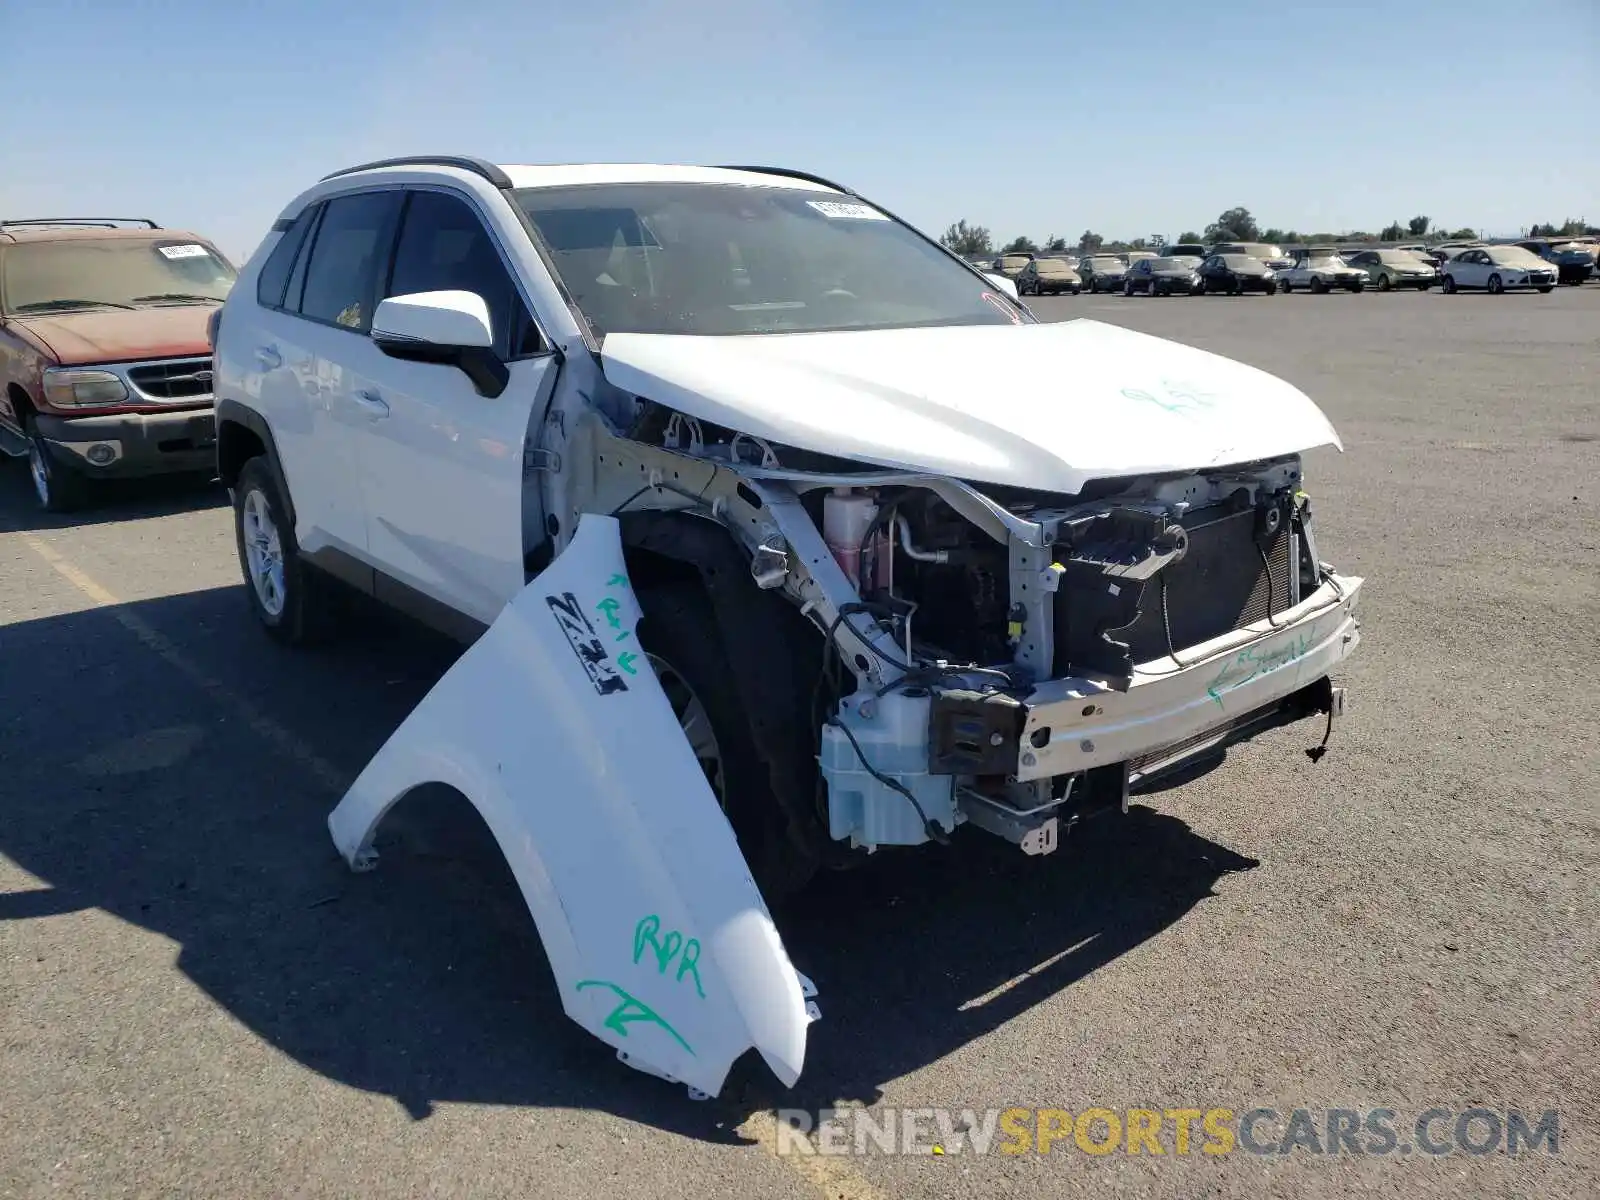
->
[19,532,888,1200]
[19,533,347,796]
[738,1110,889,1200]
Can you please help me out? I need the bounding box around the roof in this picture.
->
[499,163,842,192]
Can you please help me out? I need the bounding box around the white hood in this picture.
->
[600,319,1342,494]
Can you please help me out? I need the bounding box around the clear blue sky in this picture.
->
[3,0,1596,261]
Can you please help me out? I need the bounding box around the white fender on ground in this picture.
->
[327,514,816,1097]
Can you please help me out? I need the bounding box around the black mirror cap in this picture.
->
[372,333,508,399]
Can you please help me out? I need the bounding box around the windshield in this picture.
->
[1090,256,1123,269]
[1,238,235,314]
[512,183,1023,336]
[1153,257,1198,270]
[1486,246,1547,267]
[1377,249,1426,264]
[1036,260,1073,274]
[999,255,1032,269]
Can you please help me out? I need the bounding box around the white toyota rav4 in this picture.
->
[211,156,1363,1099]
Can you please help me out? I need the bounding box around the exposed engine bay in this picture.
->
[582,401,1362,865]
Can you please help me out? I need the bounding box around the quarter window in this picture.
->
[297,191,400,332]
[385,190,541,359]
[256,207,317,308]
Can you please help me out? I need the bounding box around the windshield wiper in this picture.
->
[12,298,136,313]
[129,293,225,305]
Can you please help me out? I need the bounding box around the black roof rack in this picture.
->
[0,217,161,230]
[319,156,513,188]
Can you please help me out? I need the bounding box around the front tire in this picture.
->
[233,456,341,646]
[1443,275,1457,294]
[1378,273,1393,292]
[1487,273,1504,294]
[24,419,91,513]
[637,580,823,902]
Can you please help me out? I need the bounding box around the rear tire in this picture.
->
[233,456,342,646]
[636,580,822,902]
[1538,285,1554,293]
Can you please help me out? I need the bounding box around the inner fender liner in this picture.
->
[619,511,831,896]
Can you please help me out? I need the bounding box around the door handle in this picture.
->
[353,389,390,418]
[255,345,282,370]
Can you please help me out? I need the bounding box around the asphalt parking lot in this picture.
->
[3,285,1597,1200]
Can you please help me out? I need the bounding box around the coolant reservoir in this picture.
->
[823,487,883,589]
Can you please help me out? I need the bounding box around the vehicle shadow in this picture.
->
[0,586,1257,1144]
[0,457,225,532]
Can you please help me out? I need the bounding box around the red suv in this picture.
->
[0,217,236,511]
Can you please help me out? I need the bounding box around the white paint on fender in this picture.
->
[327,514,812,1096]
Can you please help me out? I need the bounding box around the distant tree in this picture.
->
[1128,237,1149,250]
[1283,230,1302,245]
[1260,227,1286,244]
[1407,215,1431,236]
[1529,222,1556,238]
[1448,226,1477,239]
[1001,235,1039,254]
[1204,206,1260,243]
[940,219,993,256]
[1558,217,1586,236]
[1078,229,1104,254]
[1380,220,1406,240]
[1346,231,1375,242]
[1175,230,1201,244]
[1042,234,1068,253]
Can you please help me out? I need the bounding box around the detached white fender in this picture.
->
[327,514,817,1097]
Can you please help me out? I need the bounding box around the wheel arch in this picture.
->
[619,509,831,891]
[216,398,296,529]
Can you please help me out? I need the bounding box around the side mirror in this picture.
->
[983,272,1020,300]
[371,290,508,398]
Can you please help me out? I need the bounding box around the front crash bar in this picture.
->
[1018,574,1362,781]
[326,514,817,1098]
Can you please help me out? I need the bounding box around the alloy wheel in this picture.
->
[27,441,50,508]
[241,488,287,618]
[646,652,727,812]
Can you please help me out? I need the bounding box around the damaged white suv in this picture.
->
[212,157,1363,1099]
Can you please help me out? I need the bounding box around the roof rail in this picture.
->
[319,156,513,188]
[0,217,161,230]
[712,164,854,195]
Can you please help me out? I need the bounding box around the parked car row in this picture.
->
[987,237,1595,299]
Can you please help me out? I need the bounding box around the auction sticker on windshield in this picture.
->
[157,244,210,259]
[806,200,888,220]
